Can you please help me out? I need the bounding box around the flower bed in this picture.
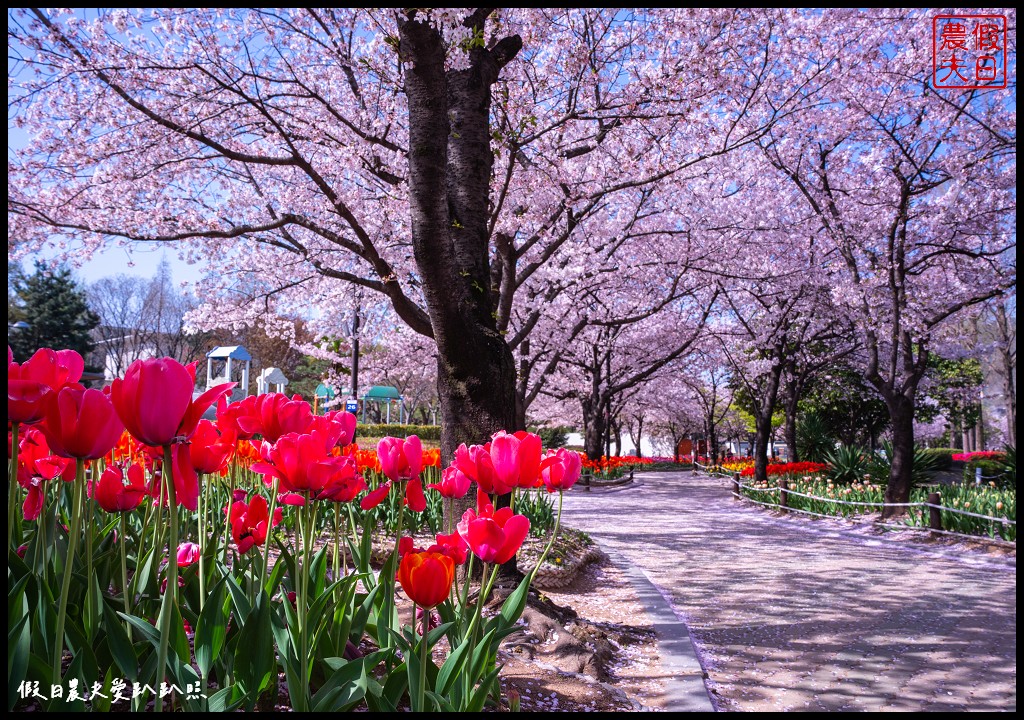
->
[739,476,1016,542]
[8,349,591,713]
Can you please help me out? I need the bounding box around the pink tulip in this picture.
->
[229,495,280,553]
[235,393,312,444]
[429,465,472,499]
[39,385,125,460]
[315,456,367,503]
[188,419,234,475]
[489,430,543,490]
[377,436,423,482]
[16,427,73,485]
[540,448,583,493]
[457,495,530,564]
[251,431,354,497]
[454,443,514,495]
[429,531,469,564]
[360,481,392,510]
[111,357,234,447]
[176,542,201,567]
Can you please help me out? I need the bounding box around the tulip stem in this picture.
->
[198,472,206,611]
[383,492,405,655]
[84,464,96,641]
[120,512,133,642]
[261,477,280,592]
[52,458,86,689]
[155,444,181,713]
[417,603,429,712]
[223,458,236,565]
[8,422,20,551]
[295,501,314,713]
[531,491,564,580]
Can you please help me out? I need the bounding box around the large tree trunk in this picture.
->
[583,400,606,463]
[783,378,800,463]
[995,305,1015,447]
[882,394,916,516]
[400,15,523,462]
[752,414,773,485]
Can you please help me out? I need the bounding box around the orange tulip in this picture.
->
[397,550,455,609]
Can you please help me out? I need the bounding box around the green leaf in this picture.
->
[195,575,229,679]
[119,612,161,649]
[224,573,252,620]
[233,590,275,702]
[207,685,244,713]
[170,602,191,665]
[7,614,30,711]
[83,571,103,642]
[312,655,369,712]
[379,662,408,712]
[436,633,472,696]
[467,666,501,712]
[102,602,137,681]
[350,582,382,642]
[469,628,497,683]
[499,573,532,628]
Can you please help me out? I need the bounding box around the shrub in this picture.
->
[797,413,835,463]
[535,425,570,449]
[920,448,955,471]
[825,444,869,483]
[963,458,1013,488]
[515,490,557,538]
[868,441,940,486]
[356,423,441,441]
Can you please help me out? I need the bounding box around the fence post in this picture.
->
[927,492,942,533]
[582,473,591,492]
[732,472,740,501]
[779,478,789,511]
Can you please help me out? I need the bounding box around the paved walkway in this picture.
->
[561,470,1017,712]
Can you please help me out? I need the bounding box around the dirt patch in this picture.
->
[495,558,668,712]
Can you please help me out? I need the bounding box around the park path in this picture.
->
[560,470,1017,712]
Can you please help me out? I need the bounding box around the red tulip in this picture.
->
[489,430,543,490]
[315,456,367,502]
[17,427,73,484]
[359,481,392,510]
[216,394,259,440]
[540,448,582,493]
[111,357,234,447]
[235,393,312,444]
[457,496,530,564]
[93,463,148,512]
[8,348,84,425]
[39,384,125,460]
[251,431,353,497]
[188,419,234,475]
[377,436,423,482]
[20,475,46,521]
[429,465,472,499]
[397,550,455,609]
[429,531,469,565]
[229,495,280,553]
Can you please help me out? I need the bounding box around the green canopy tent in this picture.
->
[361,385,405,424]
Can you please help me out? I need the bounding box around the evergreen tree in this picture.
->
[8,261,99,365]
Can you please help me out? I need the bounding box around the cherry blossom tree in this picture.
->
[8,8,832,457]
[759,10,1016,509]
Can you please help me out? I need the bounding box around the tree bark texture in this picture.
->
[399,14,523,462]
